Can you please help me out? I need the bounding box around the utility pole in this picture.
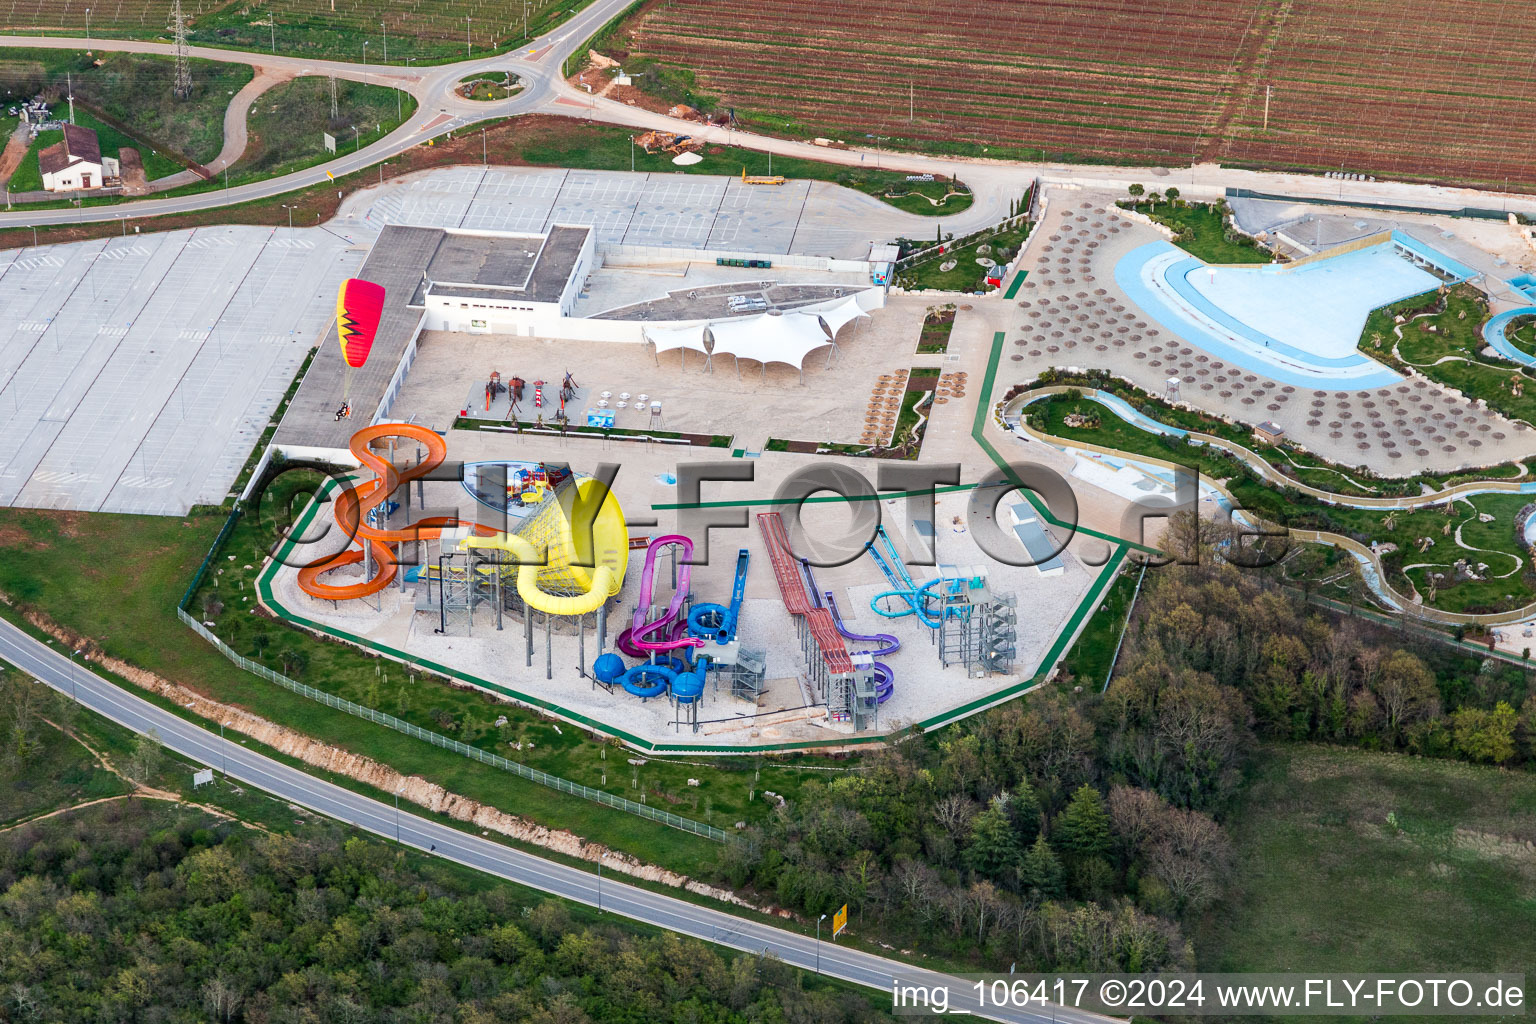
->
[330,75,339,121]
[269,10,275,53]
[66,73,74,125]
[466,16,472,57]
[172,0,192,99]
[84,8,91,50]
[381,21,388,63]
[909,81,914,122]
[1263,84,1272,132]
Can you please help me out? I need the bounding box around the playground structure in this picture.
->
[296,425,632,675]
[757,512,881,730]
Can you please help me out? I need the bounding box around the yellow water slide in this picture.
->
[457,477,628,616]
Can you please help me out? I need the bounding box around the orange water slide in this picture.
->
[296,423,484,601]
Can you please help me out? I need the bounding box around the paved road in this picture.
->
[0,615,1115,1024]
[5,9,1536,235]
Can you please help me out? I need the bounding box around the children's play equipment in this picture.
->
[800,558,896,704]
[616,535,707,656]
[686,549,750,644]
[757,512,881,730]
[296,423,477,601]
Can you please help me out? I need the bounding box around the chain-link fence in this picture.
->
[176,508,729,843]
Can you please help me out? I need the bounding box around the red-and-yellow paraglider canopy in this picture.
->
[336,278,386,369]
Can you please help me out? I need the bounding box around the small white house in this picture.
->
[39,124,119,192]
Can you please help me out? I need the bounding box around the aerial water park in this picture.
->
[257,272,1080,753]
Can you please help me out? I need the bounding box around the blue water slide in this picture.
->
[686,549,751,643]
[618,663,677,699]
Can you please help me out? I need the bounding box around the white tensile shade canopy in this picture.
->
[644,323,711,369]
[709,312,832,381]
[815,294,871,339]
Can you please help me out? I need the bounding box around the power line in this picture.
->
[172,0,192,99]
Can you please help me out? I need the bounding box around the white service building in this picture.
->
[415,225,594,337]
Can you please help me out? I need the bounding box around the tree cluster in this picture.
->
[0,808,883,1024]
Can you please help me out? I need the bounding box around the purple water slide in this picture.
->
[801,559,898,703]
[616,534,706,656]
[824,592,900,658]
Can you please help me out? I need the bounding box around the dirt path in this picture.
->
[148,64,295,192]
[0,123,30,188]
[0,713,267,835]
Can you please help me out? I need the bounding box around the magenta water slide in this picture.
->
[616,535,707,656]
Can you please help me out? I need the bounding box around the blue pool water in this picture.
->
[1114,232,1469,390]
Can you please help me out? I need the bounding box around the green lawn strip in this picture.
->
[1125,199,1268,264]
[1365,284,1536,427]
[1506,313,1536,357]
[228,76,418,185]
[0,679,131,825]
[516,118,974,215]
[916,305,956,353]
[1024,371,1529,497]
[1055,562,1136,690]
[897,221,1030,292]
[1197,743,1536,1003]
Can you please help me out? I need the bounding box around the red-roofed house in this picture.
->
[39,124,119,192]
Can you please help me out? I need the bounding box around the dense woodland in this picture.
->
[0,804,884,1024]
[722,521,1536,968]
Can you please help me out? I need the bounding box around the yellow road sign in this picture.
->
[832,903,848,938]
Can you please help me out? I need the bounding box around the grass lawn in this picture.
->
[1130,200,1269,264]
[7,108,182,191]
[1364,284,1536,427]
[1506,313,1536,357]
[0,48,251,167]
[0,502,729,874]
[457,73,523,101]
[1198,744,1536,1005]
[231,76,418,182]
[917,306,956,353]
[1056,563,1136,690]
[0,464,855,874]
[899,222,1030,292]
[1024,387,1536,614]
[0,676,130,825]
